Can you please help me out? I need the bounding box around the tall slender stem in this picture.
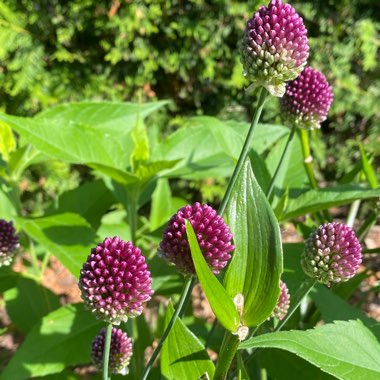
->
[218,87,268,216]
[346,200,361,229]
[213,331,240,380]
[141,276,195,380]
[299,129,318,189]
[266,125,296,199]
[127,186,139,244]
[103,323,113,380]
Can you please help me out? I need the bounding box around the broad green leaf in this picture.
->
[152,119,287,179]
[149,178,172,231]
[35,101,169,134]
[0,120,16,161]
[224,159,283,326]
[311,284,380,341]
[359,143,378,189]
[4,278,60,333]
[16,213,97,277]
[149,178,186,231]
[260,349,336,380]
[0,267,19,292]
[45,179,115,230]
[186,221,240,332]
[281,185,380,220]
[8,145,44,180]
[97,209,131,241]
[161,301,215,380]
[1,304,102,380]
[0,113,131,169]
[0,188,17,219]
[282,243,307,295]
[240,320,380,380]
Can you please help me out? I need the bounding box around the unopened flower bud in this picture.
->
[301,222,362,285]
[240,0,309,96]
[158,203,234,275]
[79,236,153,324]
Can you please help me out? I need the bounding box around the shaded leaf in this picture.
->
[161,301,214,380]
[1,304,102,380]
[4,278,60,333]
[16,213,97,277]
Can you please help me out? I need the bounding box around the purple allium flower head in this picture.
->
[240,0,309,97]
[281,66,333,129]
[0,219,19,267]
[301,222,362,285]
[91,327,133,375]
[158,202,234,276]
[272,280,290,320]
[79,236,153,324]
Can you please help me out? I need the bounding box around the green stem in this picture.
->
[140,276,195,380]
[214,331,240,380]
[298,129,330,223]
[127,187,139,244]
[103,323,113,380]
[357,211,377,242]
[346,200,361,229]
[266,125,296,199]
[299,129,318,189]
[218,87,268,216]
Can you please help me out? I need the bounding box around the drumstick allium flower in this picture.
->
[240,0,309,96]
[79,236,153,324]
[91,327,133,375]
[158,203,234,275]
[272,280,290,320]
[281,66,333,129]
[301,222,362,285]
[0,219,19,267]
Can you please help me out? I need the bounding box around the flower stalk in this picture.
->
[102,323,113,380]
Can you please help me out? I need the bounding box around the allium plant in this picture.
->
[281,66,334,129]
[91,327,133,375]
[158,202,235,275]
[301,222,362,285]
[0,219,19,267]
[272,280,290,320]
[79,236,153,324]
[240,0,309,96]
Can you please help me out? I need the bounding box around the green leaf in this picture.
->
[311,284,380,341]
[186,221,240,332]
[0,267,19,292]
[151,119,287,179]
[149,178,186,231]
[161,301,215,380]
[35,101,169,134]
[240,320,380,380]
[260,349,336,380]
[0,120,16,161]
[4,278,60,333]
[1,304,102,380]
[359,143,378,189]
[130,114,150,172]
[16,213,97,277]
[224,159,283,326]
[0,113,130,169]
[45,179,115,230]
[281,185,380,220]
